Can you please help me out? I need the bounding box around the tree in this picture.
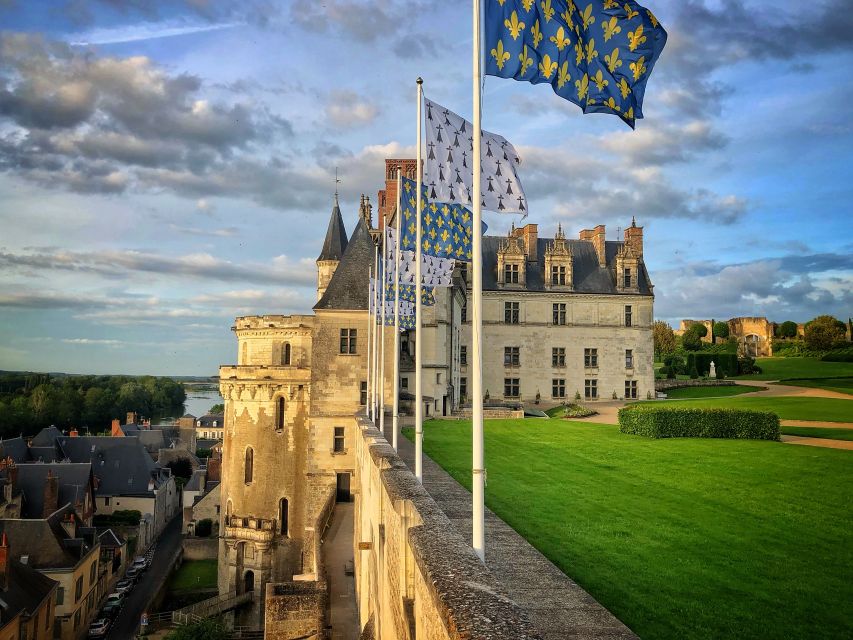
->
[682,325,704,351]
[713,322,729,339]
[165,619,229,640]
[804,315,845,351]
[208,403,224,414]
[652,321,676,359]
[778,320,798,339]
[166,458,194,480]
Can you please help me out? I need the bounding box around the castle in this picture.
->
[217,159,655,627]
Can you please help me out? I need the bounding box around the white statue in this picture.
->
[709,361,716,378]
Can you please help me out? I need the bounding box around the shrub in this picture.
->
[561,403,597,418]
[822,349,853,362]
[715,367,725,380]
[778,320,798,338]
[713,321,730,339]
[687,353,738,377]
[618,406,780,440]
[738,356,758,375]
[663,354,686,375]
[195,519,213,538]
[93,509,142,527]
[666,368,676,380]
[689,365,699,379]
[804,315,846,351]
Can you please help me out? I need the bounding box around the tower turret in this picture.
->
[316,194,349,300]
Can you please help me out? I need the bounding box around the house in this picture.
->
[0,532,58,640]
[96,529,126,583]
[14,464,96,525]
[194,414,224,441]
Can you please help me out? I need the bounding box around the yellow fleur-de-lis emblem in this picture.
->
[429,227,437,240]
[436,215,445,228]
[586,97,596,106]
[603,0,619,8]
[618,77,631,99]
[491,39,511,70]
[624,3,638,20]
[574,40,583,65]
[585,38,598,63]
[538,54,557,79]
[462,211,470,224]
[440,229,449,243]
[646,9,659,28]
[531,19,543,47]
[423,239,431,253]
[441,204,450,216]
[605,96,621,112]
[522,0,534,11]
[629,55,646,80]
[504,11,525,40]
[580,4,595,30]
[628,24,646,51]
[560,8,574,30]
[404,181,412,193]
[519,45,534,75]
[605,47,622,72]
[430,202,438,213]
[592,69,608,91]
[549,26,571,51]
[625,106,634,120]
[540,0,555,23]
[557,61,570,89]
[602,16,622,42]
[575,73,589,100]
[424,213,432,227]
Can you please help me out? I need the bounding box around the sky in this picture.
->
[0,0,851,376]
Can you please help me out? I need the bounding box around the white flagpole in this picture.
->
[367,264,373,421]
[393,170,402,451]
[471,0,486,562]
[372,243,380,423]
[415,77,424,483]
[380,213,388,437]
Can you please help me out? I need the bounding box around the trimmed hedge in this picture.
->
[822,349,853,362]
[687,353,738,377]
[618,405,780,440]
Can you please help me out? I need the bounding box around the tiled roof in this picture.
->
[314,217,375,311]
[318,198,349,261]
[0,556,57,626]
[15,463,93,519]
[56,436,162,497]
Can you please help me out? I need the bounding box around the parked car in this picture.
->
[104,592,125,608]
[132,555,150,571]
[114,579,133,595]
[100,602,121,619]
[87,619,110,638]
[126,567,141,582]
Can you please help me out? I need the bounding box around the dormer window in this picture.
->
[623,268,632,288]
[504,263,519,284]
[552,265,566,285]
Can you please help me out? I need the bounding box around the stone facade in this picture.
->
[677,316,776,357]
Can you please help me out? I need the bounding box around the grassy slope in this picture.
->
[782,426,853,441]
[167,559,218,591]
[411,419,853,640]
[782,377,853,396]
[734,357,853,380]
[663,385,760,399]
[635,396,852,422]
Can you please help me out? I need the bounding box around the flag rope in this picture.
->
[366,263,373,421]
[393,169,402,451]
[415,77,424,483]
[380,207,387,436]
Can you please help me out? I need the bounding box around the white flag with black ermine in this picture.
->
[424,96,527,215]
[385,226,455,287]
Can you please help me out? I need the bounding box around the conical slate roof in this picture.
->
[317,197,349,262]
[314,217,374,311]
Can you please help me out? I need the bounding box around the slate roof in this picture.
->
[97,528,124,549]
[195,439,222,451]
[0,506,94,570]
[27,446,58,462]
[0,556,57,627]
[15,463,93,519]
[0,438,29,464]
[56,436,163,497]
[31,426,62,447]
[195,414,224,428]
[317,197,349,261]
[314,217,375,311]
[120,425,167,454]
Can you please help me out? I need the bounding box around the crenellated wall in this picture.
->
[353,415,542,640]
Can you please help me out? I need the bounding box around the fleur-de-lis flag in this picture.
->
[423,98,528,214]
[485,1,666,128]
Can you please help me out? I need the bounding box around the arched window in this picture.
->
[241,342,247,365]
[244,447,253,484]
[243,570,254,594]
[276,397,285,431]
[279,498,289,537]
[282,343,291,365]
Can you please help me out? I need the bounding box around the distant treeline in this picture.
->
[0,373,186,439]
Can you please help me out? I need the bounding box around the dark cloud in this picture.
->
[62,0,282,26]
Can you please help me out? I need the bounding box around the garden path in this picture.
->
[780,435,853,450]
[737,381,852,400]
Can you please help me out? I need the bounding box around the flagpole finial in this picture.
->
[417,77,423,85]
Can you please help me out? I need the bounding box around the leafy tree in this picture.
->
[713,322,730,339]
[208,403,224,414]
[652,321,676,359]
[165,618,230,640]
[682,325,704,351]
[167,458,194,480]
[693,323,708,338]
[804,315,845,351]
[778,320,798,339]
[195,519,213,537]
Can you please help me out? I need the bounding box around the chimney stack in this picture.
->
[512,223,539,261]
[69,428,78,437]
[126,412,137,425]
[624,216,643,258]
[579,225,607,267]
[43,469,59,518]
[0,532,8,590]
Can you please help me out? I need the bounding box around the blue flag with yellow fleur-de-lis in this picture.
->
[485,0,666,128]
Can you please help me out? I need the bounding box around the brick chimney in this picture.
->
[0,532,8,590]
[206,458,221,482]
[111,419,122,437]
[624,216,643,258]
[512,223,538,261]
[43,469,59,518]
[126,412,137,425]
[69,428,78,437]
[60,512,76,539]
[579,225,606,267]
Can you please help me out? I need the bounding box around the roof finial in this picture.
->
[334,166,341,205]
[631,215,636,228]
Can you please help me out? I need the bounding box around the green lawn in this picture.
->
[782,426,853,441]
[663,385,761,399]
[636,396,852,423]
[734,357,853,380]
[167,559,218,592]
[408,419,853,640]
[782,377,853,396]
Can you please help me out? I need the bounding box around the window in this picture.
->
[625,380,638,399]
[461,299,467,322]
[625,349,634,369]
[74,610,81,630]
[504,301,520,324]
[340,328,357,354]
[552,379,566,398]
[244,447,254,484]
[460,345,467,365]
[401,377,409,389]
[279,498,289,537]
[551,265,566,285]
[75,576,83,602]
[334,427,345,453]
[89,560,97,585]
[436,372,442,384]
[625,305,632,327]
[282,343,291,365]
[585,379,598,399]
[504,263,519,284]
[623,268,632,288]
[56,587,64,605]
[360,381,367,406]
[276,397,285,431]
[552,347,566,367]
[552,303,567,325]
[504,346,520,367]
[584,348,598,368]
[241,342,247,364]
[503,378,520,398]
[460,263,468,283]
[460,377,467,399]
